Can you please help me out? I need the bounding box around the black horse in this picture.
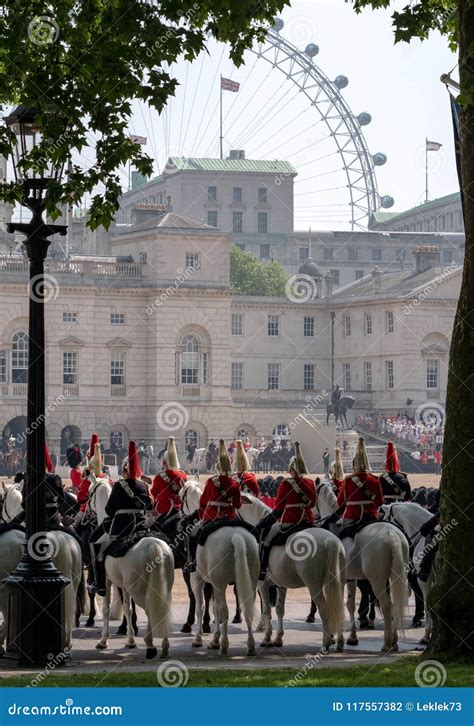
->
[326,396,355,428]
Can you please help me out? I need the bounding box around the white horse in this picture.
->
[0,481,23,523]
[90,477,175,659]
[381,502,437,645]
[317,478,409,652]
[181,480,259,656]
[189,448,207,472]
[0,528,82,653]
[239,492,346,653]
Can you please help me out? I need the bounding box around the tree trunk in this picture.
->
[426,0,474,658]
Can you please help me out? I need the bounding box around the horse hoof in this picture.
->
[259,640,274,648]
[75,618,80,628]
[336,644,344,653]
[272,640,283,648]
[346,637,358,646]
[247,648,256,657]
[321,646,329,655]
[192,641,202,648]
[125,642,137,649]
[203,623,211,634]
[419,638,429,646]
[180,623,192,634]
[146,647,158,660]
[306,616,315,624]
[232,615,242,624]
[95,642,107,650]
[207,642,220,650]
[330,636,336,645]
[85,618,95,628]
[392,643,399,652]
[411,619,423,629]
[116,626,127,636]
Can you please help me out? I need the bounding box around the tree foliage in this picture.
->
[0,0,287,228]
[230,244,288,296]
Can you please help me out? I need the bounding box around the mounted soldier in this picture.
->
[150,436,187,524]
[45,442,67,528]
[330,447,345,494]
[336,437,383,537]
[187,439,242,572]
[76,432,101,514]
[234,439,259,497]
[89,440,153,596]
[379,441,411,503]
[256,442,316,580]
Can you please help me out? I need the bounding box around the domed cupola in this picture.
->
[297,257,323,298]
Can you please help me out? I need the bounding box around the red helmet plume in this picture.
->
[127,440,142,480]
[385,441,400,473]
[88,432,100,460]
[45,442,54,473]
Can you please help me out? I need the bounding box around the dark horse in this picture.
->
[326,396,355,428]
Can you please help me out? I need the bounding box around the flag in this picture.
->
[129,134,147,145]
[450,93,464,219]
[426,140,442,151]
[221,77,240,92]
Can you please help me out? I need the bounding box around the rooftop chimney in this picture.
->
[228,150,245,160]
[324,271,333,299]
[413,245,441,274]
[371,266,381,293]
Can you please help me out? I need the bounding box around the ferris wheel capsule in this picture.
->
[357,112,372,126]
[273,18,284,33]
[305,43,319,57]
[380,195,395,208]
[334,75,349,89]
[372,153,387,166]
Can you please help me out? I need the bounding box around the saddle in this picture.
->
[197,519,257,547]
[269,521,314,549]
[0,522,25,535]
[339,515,380,540]
[104,528,151,558]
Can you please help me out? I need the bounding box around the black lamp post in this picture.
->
[3,105,70,665]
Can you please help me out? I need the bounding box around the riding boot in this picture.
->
[89,543,107,597]
[259,545,271,580]
[417,544,437,583]
[184,535,197,573]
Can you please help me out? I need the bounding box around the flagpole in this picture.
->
[219,75,223,160]
[425,137,428,203]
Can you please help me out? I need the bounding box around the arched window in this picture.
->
[179,334,208,385]
[110,430,124,450]
[273,424,290,440]
[11,331,28,383]
[185,429,199,449]
[237,428,250,442]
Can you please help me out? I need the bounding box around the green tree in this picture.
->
[230,244,289,296]
[0,0,287,228]
[352,0,473,658]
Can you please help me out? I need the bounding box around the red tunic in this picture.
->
[235,472,260,497]
[333,478,344,494]
[274,476,316,524]
[70,468,82,491]
[151,469,187,514]
[336,472,383,520]
[77,477,91,512]
[199,475,241,522]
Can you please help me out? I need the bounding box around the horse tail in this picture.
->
[388,529,407,633]
[324,537,345,636]
[146,541,173,639]
[231,532,257,625]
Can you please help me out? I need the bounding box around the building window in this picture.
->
[185,429,199,449]
[268,315,279,336]
[442,249,453,264]
[385,360,394,389]
[427,359,439,389]
[207,186,217,201]
[233,186,242,203]
[11,331,28,383]
[323,247,334,261]
[355,270,364,281]
[111,313,125,325]
[110,430,124,450]
[185,252,201,270]
[181,334,199,384]
[448,212,454,228]
[343,314,351,337]
[456,210,463,228]
[202,352,208,384]
[63,312,77,323]
[267,363,280,390]
[231,314,243,336]
[110,352,125,385]
[330,269,340,285]
[343,362,351,391]
[439,215,446,231]
[386,311,394,333]
[372,248,382,261]
[299,246,309,261]
[260,243,270,259]
[231,362,243,390]
[363,361,372,391]
[304,316,315,337]
[348,248,357,261]
[232,211,243,233]
[304,363,315,391]
[365,313,373,335]
[257,212,268,234]
[258,187,267,203]
[0,350,7,384]
[273,423,289,440]
[63,351,78,385]
[395,249,406,262]
[207,210,218,227]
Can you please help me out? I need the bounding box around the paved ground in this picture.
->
[0,572,427,678]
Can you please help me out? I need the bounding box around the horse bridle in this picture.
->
[384,503,422,547]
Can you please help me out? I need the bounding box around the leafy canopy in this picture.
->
[230,244,289,296]
[0,0,287,229]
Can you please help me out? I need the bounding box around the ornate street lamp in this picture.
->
[3,105,70,665]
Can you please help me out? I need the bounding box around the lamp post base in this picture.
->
[4,558,70,666]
